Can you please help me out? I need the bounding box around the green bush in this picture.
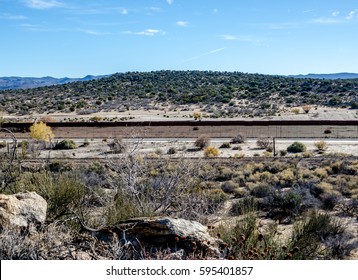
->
[220,142,231,149]
[15,172,85,221]
[287,142,306,153]
[263,190,303,222]
[53,139,77,150]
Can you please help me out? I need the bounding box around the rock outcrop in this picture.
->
[0,192,47,230]
[84,217,227,259]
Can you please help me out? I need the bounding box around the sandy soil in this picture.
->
[27,138,358,159]
[3,106,358,122]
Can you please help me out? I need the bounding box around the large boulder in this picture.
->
[0,192,47,230]
[86,217,227,259]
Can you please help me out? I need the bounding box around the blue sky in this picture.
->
[1,0,358,77]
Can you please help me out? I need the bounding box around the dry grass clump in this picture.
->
[231,133,246,144]
[0,224,74,260]
[256,136,272,149]
[195,136,210,150]
[314,140,328,151]
[108,138,127,154]
[204,146,220,158]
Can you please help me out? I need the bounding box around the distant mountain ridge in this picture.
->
[289,72,358,80]
[0,74,108,90]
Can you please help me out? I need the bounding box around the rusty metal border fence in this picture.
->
[1,120,358,138]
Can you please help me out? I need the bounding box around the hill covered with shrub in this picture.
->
[1,71,357,116]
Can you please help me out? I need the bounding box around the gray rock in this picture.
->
[85,217,227,259]
[0,192,47,229]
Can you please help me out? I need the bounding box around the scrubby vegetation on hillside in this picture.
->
[1,71,357,116]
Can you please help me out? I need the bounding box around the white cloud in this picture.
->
[219,34,262,45]
[176,21,189,27]
[24,0,63,9]
[82,30,111,36]
[0,13,27,20]
[166,0,173,5]
[220,34,239,41]
[123,29,166,36]
[332,11,340,17]
[313,17,340,24]
[121,9,128,15]
[346,10,357,20]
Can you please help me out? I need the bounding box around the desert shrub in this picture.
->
[302,105,312,113]
[314,140,328,151]
[220,142,231,149]
[256,136,272,149]
[167,147,177,155]
[15,172,85,221]
[0,224,74,260]
[107,188,153,225]
[47,161,73,173]
[250,184,271,198]
[154,148,163,155]
[291,108,300,114]
[321,193,340,210]
[310,182,334,197]
[287,142,306,153]
[230,197,258,216]
[221,180,239,194]
[195,136,210,150]
[313,168,328,179]
[213,213,281,260]
[265,145,273,152]
[192,111,202,120]
[231,133,246,144]
[207,189,229,212]
[336,199,358,217]
[80,139,90,147]
[90,116,102,122]
[279,150,287,156]
[0,141,6,149]
[287,212,345,259]
[234,153,245,158]
[350,102,358,109]
[53,139,77,150]
[263,151,272,157]
[108,138,127,154]
[204,146,220,158]
[263,190,303,222]
[216,166,234,181]
[29,121,54,142]
[302,151,313,158]
[278,169,295,185]
[215,212,350,260]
